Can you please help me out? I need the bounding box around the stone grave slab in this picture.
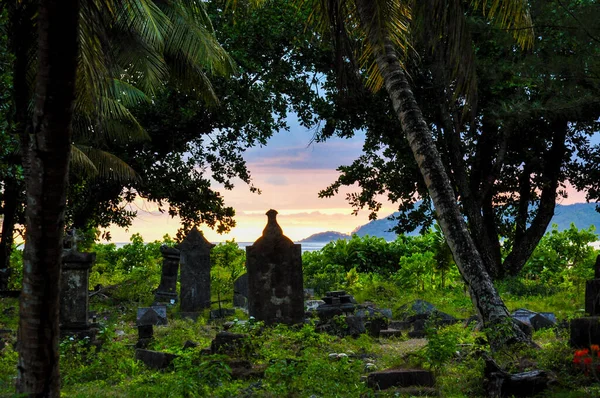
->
[135,349,178,370]
[367,368,435,390]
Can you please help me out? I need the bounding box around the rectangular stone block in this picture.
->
[367,369,435,390]
[570,316,600,348]
[585,280,600,316]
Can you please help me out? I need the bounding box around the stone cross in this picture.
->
[178,227,214,313]
[246,209,304,325]
[154,245,181,304]
[60,249,96,333]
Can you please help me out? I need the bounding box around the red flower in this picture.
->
[584,357,593,365]
[591,345,600,352]
[574,357,581,365]
[575,349,590,357]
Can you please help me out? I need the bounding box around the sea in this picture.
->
[113,241,329,253]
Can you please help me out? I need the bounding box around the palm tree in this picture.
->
[284,0,534,348]
[14,0,235,395]
[16,0,80,395]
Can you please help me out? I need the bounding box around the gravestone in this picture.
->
[60,246,96,339]
[246,209,304,325]
[233,273,248,308]
[178,227,214,314]
[316,291,357,319]
[136,306,167,348]
[585,255,600,316]
[154,245,180,304]
[571,255,600,347]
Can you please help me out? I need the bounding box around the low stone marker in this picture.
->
[210,308,236,319]
[210,331,250,356]
[316,291,357,319]
[154,245,180,304]
[136,306,168,348]
[367,368,435,390]
[511,308,556,331]
[60,244,97,339]
[484,354,551,397]
[135,349,178,370]
[178,227,214,314]
[246,209,304,325]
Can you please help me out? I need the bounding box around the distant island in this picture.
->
[299,231,351,242]
[298,202,600,243]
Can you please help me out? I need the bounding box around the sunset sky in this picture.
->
[106,117,589,243]
[107,118,398,243]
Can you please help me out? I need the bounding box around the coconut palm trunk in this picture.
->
[16,0,80,395]
[355,1,528,347]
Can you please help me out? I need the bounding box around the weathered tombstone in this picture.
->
[135,349,178,370]
[367,368,435,390]
[136,306,168,348]
[585,255,600,316]
[178,227,214,315]
[60,247,97,339]
[316,290,357,320]
[571,256,600,347]
[233,273,248,308]
[246,209,304,325]
[210,308,236,319]
[154,245,180,304]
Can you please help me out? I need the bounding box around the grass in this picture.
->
[0,272,597,397]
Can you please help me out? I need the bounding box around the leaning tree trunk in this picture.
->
[354,2,528,349]
[16,0,79,396]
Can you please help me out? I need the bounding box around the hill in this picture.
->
[551,203,600,231]
[299,231,351,242]
[298,202,600,243]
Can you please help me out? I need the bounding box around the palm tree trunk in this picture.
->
[16,0,79,395]
[377,42,527,347]
[354,0,527,348]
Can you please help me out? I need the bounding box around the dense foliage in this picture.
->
[1,226,599,396]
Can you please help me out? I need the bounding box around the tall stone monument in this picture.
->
[154,245,181,304]
[246,209,304,325]
[60,231,97,339]
[178,227,214,314]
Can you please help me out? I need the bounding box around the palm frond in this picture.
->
[413,0,478,111]
[70,145,100,177]
[162,1,236,78]
[114,0,172,51]
[75,145,140,182]
[471,0,533,48]
[97,96,150,141]
[113,36,170,94]
[355,0,412,92]
[109,79,151,107]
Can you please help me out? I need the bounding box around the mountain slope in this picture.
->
[298,202,600,242]
[299,231,351,242]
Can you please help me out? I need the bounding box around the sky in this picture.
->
[105,117,590,244]
[106,118,398,243]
